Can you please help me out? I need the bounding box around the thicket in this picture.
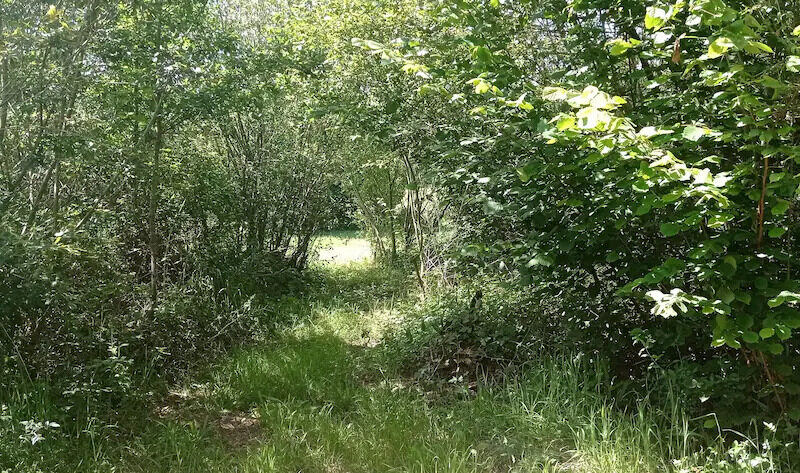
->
[0,0,349,433]
[340,0,800,429]
[3,0,800,468]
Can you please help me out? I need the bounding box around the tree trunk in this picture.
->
[387,166,397,263]
[401,152,425,293]
[0,15,8,188]
[149,115,164,304]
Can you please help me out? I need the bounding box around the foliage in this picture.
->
[4,0,800,470]
[340,0,800,427]
[5,256,795,472]
[0,0,351,441]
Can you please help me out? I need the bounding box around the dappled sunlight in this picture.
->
[25,253,783,473]
[3,0,798,471]
[107,259,736,473]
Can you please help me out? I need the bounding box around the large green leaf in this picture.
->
[660,222,681,237]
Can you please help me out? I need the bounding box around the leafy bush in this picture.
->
[382,281,552,380]
[344,0,800,427]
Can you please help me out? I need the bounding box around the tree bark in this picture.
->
[0,15,8,187]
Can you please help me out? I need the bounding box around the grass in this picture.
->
[0,234,792,472]
[313,230,372,265]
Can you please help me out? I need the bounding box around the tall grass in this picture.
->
[109,348,787,472]
[1,256,793,472]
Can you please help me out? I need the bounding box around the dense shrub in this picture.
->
[0,0,344,417]
[342,0,800,427]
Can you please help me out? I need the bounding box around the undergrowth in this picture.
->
[2,248,797,472]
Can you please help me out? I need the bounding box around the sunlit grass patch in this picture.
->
[313,230,373,265]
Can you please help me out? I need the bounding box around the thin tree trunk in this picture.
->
[0,15,8,186]
[352,183,386,259]
[387,166,397,263]
[149,116,164,304]
[401,152,425,293]
[21,158,58,235]
[756,156,769,250]
[52,162,60,230]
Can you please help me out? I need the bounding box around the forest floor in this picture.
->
[13,234,781,472]
[108,234,585,472]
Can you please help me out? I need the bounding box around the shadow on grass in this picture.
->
[210,333,364,413]
[7,259,776,473]
[117,337,577,473]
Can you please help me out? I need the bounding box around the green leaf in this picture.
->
[682,125,708,141]
[660,222,681,237]
[784,312,800,329]
[516,162,537,183]
[746,41,773,54]
[759,76,785,90]
[557,116,576,131]
[723,256,737,271]
[561,197,584,207]
[353,38,384,50]
[575,106,611,129]
[474,80,491,94]
[777,326,792,341]
[607,38,640,56]
[645,6,671,31]
[793,25,800,36]
[633,180,649,192]
[707,37,734,59]
[755,277,768,290]
[759,327,775,339]
[768,291,800,308]
[717,286,735,305]
[786,56,800,72]
[719,259,736,278]
[542,87,568,101]
[742,331,759,343]
[771,199,790,216]
[528,254,554,267]
[768,227,786,238]
[472,46,492,63]
[767,343,784,355]
[724,336,740,349]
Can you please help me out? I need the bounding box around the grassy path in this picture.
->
[20,235,776,472]
[109,240,580,473]
[119,261,546,472]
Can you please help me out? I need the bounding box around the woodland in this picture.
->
[2,0,800,471]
